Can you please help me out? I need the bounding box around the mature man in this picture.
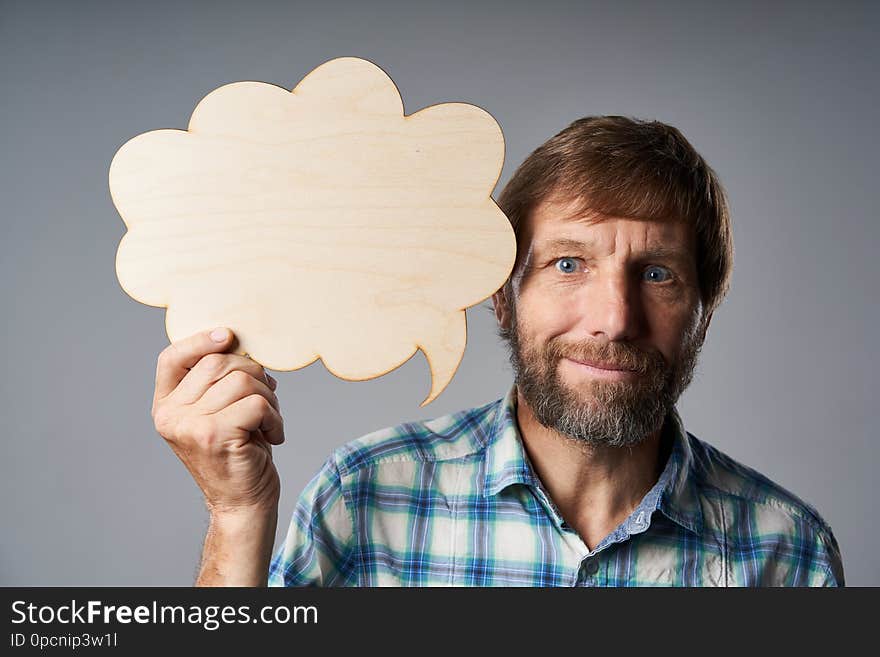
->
[152,116,844,587]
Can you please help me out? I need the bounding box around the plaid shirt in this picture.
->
[269,384,844,587]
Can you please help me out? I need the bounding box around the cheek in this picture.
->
[516,289,580,336]
[653,309,703,362]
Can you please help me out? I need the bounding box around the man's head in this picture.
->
[492,116,733,448]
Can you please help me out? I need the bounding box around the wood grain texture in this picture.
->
[110,56,515,405]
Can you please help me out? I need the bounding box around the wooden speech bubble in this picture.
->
[110,56,515,405]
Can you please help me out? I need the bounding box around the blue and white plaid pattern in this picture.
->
[269,384,844,586]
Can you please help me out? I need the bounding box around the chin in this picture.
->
[556,377,605,403]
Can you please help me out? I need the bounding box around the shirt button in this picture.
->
[584,558,600,576]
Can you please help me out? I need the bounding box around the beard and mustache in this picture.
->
[499,301,706,448]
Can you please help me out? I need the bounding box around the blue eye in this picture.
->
[643,265,672,283]
[555,257,580,274]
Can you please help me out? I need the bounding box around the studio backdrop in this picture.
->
[1,0,876,585]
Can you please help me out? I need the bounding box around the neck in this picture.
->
[515,387,668,551]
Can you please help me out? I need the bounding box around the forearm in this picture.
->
[195,505,278,587]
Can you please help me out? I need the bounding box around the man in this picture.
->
[152,116,844,586]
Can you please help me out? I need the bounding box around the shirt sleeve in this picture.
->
[268,454,356,587]
[807,522,845,587]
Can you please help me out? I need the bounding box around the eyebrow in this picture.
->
[535,238,691,264]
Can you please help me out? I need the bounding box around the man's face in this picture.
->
[494,193,710,448]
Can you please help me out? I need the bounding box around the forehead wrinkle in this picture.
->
[533,236,689,262]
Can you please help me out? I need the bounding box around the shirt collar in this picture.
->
[481,384,544,496]
[480,383,703,536]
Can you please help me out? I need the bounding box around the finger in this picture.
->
[215,394,285,446]
[154,327,236,401]
[173,353,271,406]
[196,369,280,415]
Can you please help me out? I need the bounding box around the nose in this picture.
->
[580,271,644,342]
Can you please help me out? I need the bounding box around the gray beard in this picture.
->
[499,310,705,448]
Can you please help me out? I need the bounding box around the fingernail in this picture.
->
[267,374,277,389]
[210,327,229,342]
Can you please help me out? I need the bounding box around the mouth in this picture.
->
[567,358,634,371]
[561,357,641,380]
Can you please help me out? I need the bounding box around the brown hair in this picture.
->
[496,115,733,320]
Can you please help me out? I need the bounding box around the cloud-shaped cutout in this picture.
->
[110,57,515,405]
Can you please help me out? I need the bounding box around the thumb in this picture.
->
[154,327,237,400]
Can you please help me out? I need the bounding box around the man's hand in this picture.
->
[151,327,285,585]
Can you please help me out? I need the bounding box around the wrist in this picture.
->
[206,485,280,519]
[208,501,278,537]
[198,504,279,588]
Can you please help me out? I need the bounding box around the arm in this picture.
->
[150,327,285,587]
[196,504,279,587]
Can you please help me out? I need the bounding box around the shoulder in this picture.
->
[326,396,502,478]
[272,395,505,587]
[687,433,830,531]
[685,431,844,584]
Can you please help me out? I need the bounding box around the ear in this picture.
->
[492,286,512,331]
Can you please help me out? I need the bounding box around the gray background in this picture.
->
[1,0,877,585]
